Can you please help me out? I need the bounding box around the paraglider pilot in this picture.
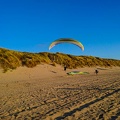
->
[64,65,67,71]
[95,69,99,75]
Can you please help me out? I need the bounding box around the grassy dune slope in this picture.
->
[0,48,120,72]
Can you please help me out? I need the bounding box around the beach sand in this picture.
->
[0,64,120,120]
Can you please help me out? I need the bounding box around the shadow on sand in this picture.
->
[55,88,120,120]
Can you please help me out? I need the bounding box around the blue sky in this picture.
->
[0,0,120,59]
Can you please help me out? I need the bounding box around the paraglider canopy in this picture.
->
[49,38,84,51]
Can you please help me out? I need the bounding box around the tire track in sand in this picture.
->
[53,88,120,120]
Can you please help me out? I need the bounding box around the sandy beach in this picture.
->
[0,64,120,120]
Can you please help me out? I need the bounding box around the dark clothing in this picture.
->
[95,70,98,75]
[64,66,67,71]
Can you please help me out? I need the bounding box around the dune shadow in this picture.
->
[97,68,108,70]
[51,71,57,73]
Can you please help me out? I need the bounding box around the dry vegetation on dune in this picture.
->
[0,48,120,72]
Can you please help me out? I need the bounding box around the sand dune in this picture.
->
[0,64,120,120]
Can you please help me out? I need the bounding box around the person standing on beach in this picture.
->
[95,69,99,75]
[64,65,67,71]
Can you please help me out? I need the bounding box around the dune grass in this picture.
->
[0,48,120,72]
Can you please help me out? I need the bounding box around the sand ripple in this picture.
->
[0,66,120,120]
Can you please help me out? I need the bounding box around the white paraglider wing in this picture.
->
[49,38,84,51]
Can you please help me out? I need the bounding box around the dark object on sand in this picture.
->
[95,69,99,75]
[64,65,67,71]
